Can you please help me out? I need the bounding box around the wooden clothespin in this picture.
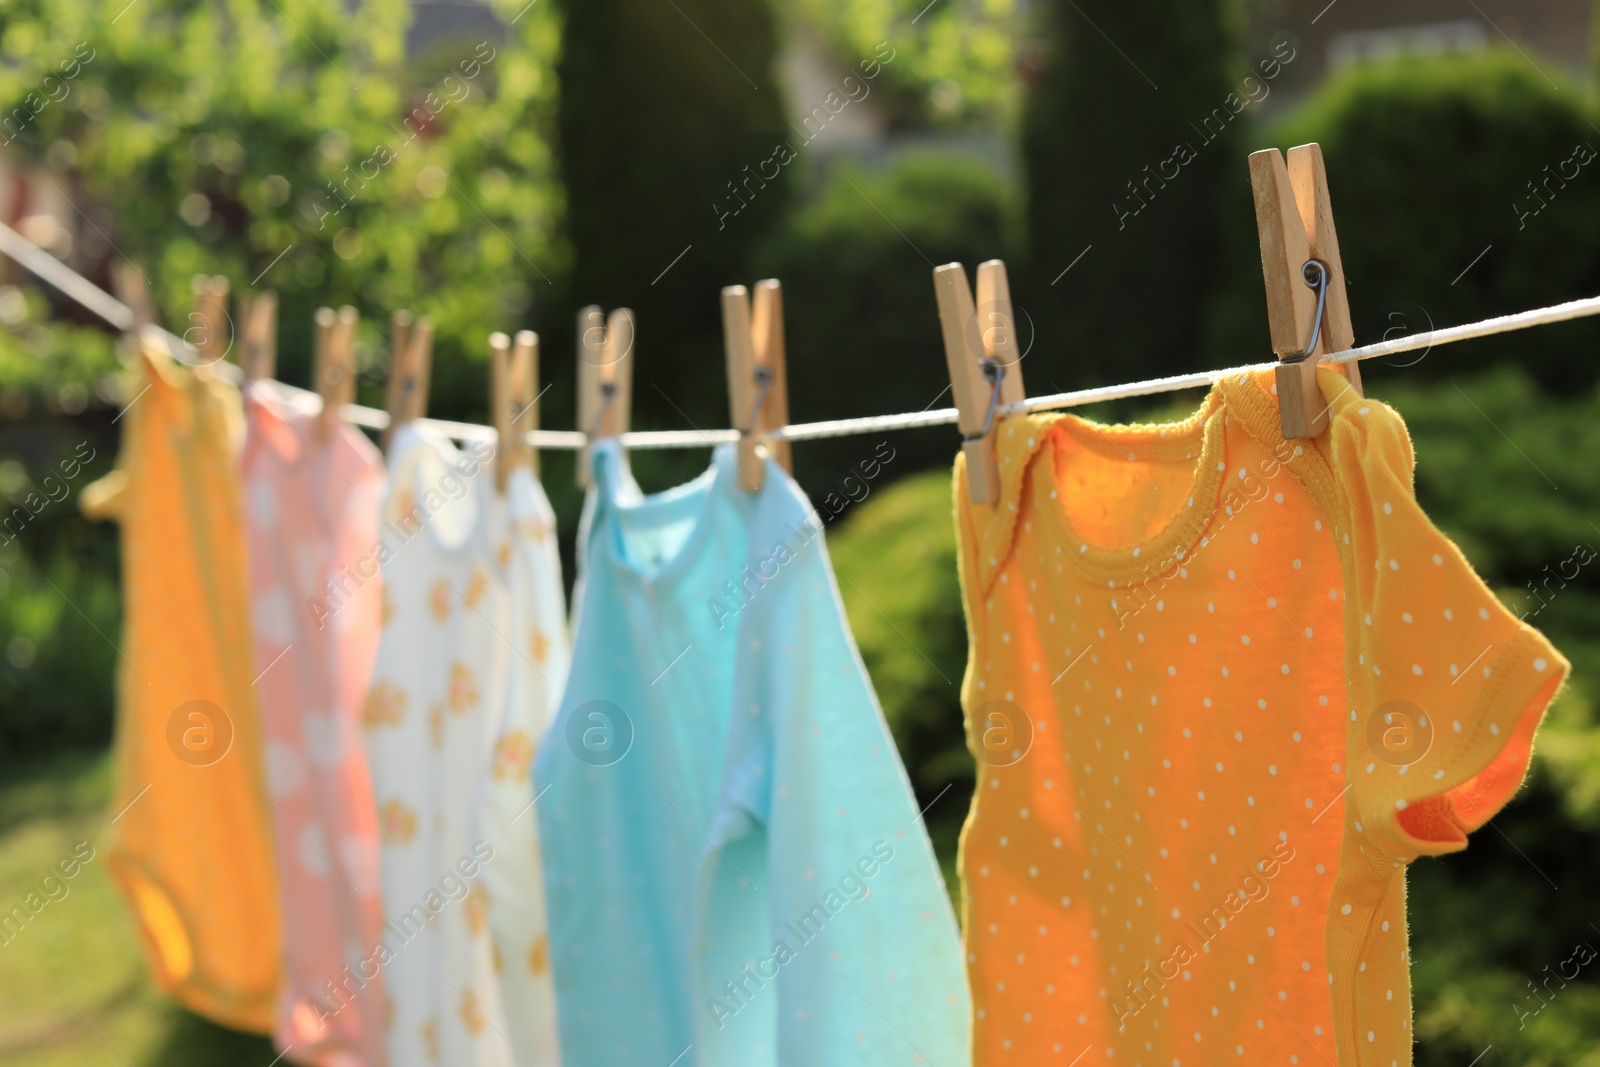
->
[113,262,156,334]
[381,311,412,452]
[239,290,277,384]
[314,305,358,441]
[934,259,1024,505]
[382,312,434,452]
[408,316,435,424]
[512,330,539,478]
[1249,142,1363,439]
[190,273,230,368]
[576,305,633,488]
[721,279,792,492]
[490,329,539,491]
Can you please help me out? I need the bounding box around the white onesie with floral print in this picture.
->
[361,425,567,1067]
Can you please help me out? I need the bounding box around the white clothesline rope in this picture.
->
[5,219,1598,449]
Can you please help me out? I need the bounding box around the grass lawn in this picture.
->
[0,749,276,1067]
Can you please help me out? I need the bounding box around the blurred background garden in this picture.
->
[2,0,1600,1063]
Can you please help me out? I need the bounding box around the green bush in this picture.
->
[829,466,968,860]
[753,154,1008,489]
[0,416,120,756]
[1212,49,1600,392]
[1379,366,1600,588]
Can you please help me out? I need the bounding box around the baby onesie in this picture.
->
[81,341,282,1032]
[535,441,970,1067]
[241,382,389,1065]
[478,461,569,1066]
[952,368,1567,1066]
[361,425,563,1067]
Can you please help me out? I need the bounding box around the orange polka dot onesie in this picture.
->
[952,368,1566,1066]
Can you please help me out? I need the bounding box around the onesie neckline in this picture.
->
[591,440,727,589]
[966,381,1233,593]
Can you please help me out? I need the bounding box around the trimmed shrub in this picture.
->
[1211,49,1600,392]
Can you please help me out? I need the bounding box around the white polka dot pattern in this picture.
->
[951,370,1568,1067]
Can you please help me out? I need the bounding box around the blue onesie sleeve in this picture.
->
[696,467,972,1066]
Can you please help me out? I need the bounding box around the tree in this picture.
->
[0,0,565,422]
[554,0,790,449]
[1020,0,1251,387]
[0,0,566,755]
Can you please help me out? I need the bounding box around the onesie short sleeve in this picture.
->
[717,478,970,1066]
[80,467,128,520]
[1331,396,1568,860]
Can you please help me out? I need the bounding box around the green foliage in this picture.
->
[1538,685,1600,829]
[553,0,788,456]
[0,286,120,412]
[790,0,1021,127]
[754,154,1007,487]
[1020,0,1253,386]
[1223,49,1600,391]
[0,0,564,422]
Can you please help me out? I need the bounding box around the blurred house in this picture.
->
[405,0,506,66]
[0,157,113,322]
[0,164,76,266]
[1253,0,1594,110]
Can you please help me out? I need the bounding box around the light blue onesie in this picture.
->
[534,441,971,1067]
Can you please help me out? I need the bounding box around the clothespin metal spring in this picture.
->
[743,365,774,440]
[961,359,1005,444]
[589,381,618,439]
[1282,259,1330,367]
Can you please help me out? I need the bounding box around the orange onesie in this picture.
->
[953,368,1566,1067]
[83,342,282,1032]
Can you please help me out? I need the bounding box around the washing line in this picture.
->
[3,220,1597,449]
